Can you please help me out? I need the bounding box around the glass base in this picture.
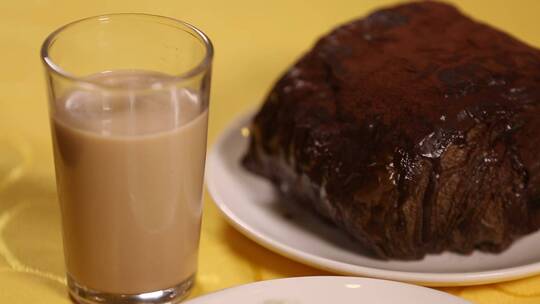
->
[68,274,195,304]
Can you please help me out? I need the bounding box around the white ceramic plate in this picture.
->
[185,276,468,304]
[206,111,540,286]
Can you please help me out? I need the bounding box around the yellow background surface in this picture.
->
[1,0,540,303]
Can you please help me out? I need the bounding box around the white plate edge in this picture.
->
[185,276,471,303]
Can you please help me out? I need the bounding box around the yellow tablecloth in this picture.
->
[1,0,540,302]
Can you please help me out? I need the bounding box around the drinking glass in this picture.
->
[41,14,213,304]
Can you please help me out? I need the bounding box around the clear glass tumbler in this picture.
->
[41,14,213,304]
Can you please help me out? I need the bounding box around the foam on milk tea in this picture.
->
[50,70,208,293]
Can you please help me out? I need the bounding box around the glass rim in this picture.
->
[40,13,214,87]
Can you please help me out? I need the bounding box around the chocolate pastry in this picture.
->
[243,1,540,259]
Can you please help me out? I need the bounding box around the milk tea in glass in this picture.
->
[41,14,213,304]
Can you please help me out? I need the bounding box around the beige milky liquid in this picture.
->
[51,70,208,294]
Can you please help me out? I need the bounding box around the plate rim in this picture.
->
[206,110,540,286]
[185,275,469,303]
